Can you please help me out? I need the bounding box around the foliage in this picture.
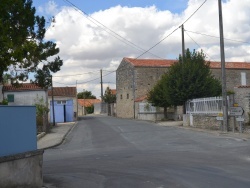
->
[165,49,222,106]
[34,96,49,117]
[147,74,171,108]
[0,98,8,105]
[102,87,116,104]
[86,105,94,114]
[0,0,63,88]
[77,90,96,99]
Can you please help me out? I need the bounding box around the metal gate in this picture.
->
[50,99,74,123]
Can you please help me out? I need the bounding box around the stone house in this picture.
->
[2,83,48,106]
[116,57,250,119]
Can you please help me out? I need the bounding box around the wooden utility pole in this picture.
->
[218,0,228,132]
[100,69,103,101]
[181,24,185,63]
[51,76,55,126]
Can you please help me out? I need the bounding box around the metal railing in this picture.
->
[186,96,229,115]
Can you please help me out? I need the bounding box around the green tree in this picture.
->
[166,49,221,110]
[77,90,96,99]
[0,0,63,88]
[147,75,171,119]
[102,87,116,104]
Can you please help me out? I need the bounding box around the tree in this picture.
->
[102,87,116,104]
[77,90,96,99]
[165,49,221,109]
[0,0,63,88]
[147,75,171,119]
[102,87,116,116]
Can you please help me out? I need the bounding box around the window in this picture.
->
[120,94,123,100]
[7,94,14,102]
[56,100,67,104]
[241,72,246,85]
[127,94,129,99]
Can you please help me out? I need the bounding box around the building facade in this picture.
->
[116,57,250,119]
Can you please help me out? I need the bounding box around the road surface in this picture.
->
[43,115,250,188]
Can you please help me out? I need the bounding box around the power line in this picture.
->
[63,0,164,59]
[185,29,250,44]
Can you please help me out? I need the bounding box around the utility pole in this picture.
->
[181,24,185,63]
[100,69,103,101]
[76,80,78,120]
[218,0,228,132]
[51,76,55,126]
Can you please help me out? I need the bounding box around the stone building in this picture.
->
[116,57,250,119]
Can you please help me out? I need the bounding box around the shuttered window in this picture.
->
[7,94,14,102]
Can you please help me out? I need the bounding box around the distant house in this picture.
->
[78,99,101,116]
[48,87,77,122]
[2,83,47,106]
[116,57,250,119]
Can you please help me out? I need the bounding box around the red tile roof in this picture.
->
[48,87,76,97]
[3,83,44,91]
[124,58,250,69]
[236,85,250,88]
[78,99,101,107]
[135,95,148,102]
[111,89,116,95]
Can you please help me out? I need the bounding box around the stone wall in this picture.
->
[211,68,250,90]
[0,150,43,188]
[233,87,250,123]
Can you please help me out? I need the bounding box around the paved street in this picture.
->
[43,116,250,188]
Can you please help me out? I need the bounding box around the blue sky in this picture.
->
[31,0,250,98]
[33,0,188,14]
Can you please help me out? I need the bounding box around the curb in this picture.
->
[41,122,78,150]
[37,132,46,140]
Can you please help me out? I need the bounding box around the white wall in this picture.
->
[3,90,47,106]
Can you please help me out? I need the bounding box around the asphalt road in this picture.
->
[43,115,250,188]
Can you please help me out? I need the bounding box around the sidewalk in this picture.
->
[37,122,76,149]
[157,121,250,140]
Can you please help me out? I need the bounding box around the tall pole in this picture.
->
[76,80,78,120]
[51,76,55,126]
[218,0,228,132]
[181,24,185,63]
[100,69,103,101]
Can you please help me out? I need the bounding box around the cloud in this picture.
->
[43,0,250,97]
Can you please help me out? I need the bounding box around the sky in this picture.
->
[32,0,250,98]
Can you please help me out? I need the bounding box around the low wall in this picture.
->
[0,150,44,188]
[138,113,164,121]
[183,114,235,130]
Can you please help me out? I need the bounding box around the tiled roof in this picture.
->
[48,87,76,97]
[111,89,116,95]
[124,58,176,67]
[236,85,250,88]
[124,57,250,69]
[78,99,101,107]
[3,83,44,91]
[135,95,148,102]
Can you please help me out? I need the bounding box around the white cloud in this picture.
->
[43,0,250,98]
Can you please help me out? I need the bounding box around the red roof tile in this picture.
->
[78,99,101,107]
[48,87,76,97]
[124,57,250,69]
[3,83,44,91]
[111,89,116,95]
[135,95,148,102]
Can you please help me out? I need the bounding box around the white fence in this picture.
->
[186,96,229,115]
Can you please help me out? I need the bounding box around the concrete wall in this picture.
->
[3,90,47,106]
[0,106,37,157]
[138,113,165,121]
[0,150,43,188]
